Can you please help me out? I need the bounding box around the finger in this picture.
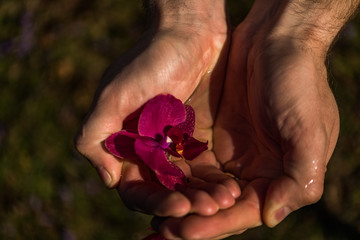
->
[190,162,241,199]
[179,156,238,212]
[75,103,126,188]
[263,175,325,227]
[182,186,220,216]
[75,133,123,188]
[186,178,236,210]
[158,179,268,240]
[177,160,235,215]
[151,217,247,240]
[188,150,241,198]
[121,159,226,217]
[119,160,192,217]
[152,217,247,240]
[262,138,327,227]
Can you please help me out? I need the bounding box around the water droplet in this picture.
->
[305,179,314,189]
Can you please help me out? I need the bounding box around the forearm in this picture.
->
[143,0,228,35]
[277,0,359,52]
[246,0,360,56]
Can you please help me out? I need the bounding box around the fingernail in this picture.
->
[274,206,291,225]
[97,166,112,187]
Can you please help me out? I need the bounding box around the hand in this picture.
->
[75,0,240,218]
[156,1,342,238]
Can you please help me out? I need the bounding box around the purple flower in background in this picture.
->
[105,94,208,190]
[17,11,34,57]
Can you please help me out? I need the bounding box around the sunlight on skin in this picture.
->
[75,0,360,238]
[155,0,352,238]
[76,0,242,219]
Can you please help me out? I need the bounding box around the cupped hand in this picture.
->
[157,3,340,239]
[75,0,240,218]
[215,27,339,230]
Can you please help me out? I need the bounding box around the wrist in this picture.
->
[144,0,228,38]
[244,0,359,58]
[269,4,352,56]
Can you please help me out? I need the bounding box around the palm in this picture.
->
[89,26,239,217]
[159,23,340,239]
[214,23,340,227]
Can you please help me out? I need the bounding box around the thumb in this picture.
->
[75,106,125,188]
[262,174,324,227]
[262,143,327,227]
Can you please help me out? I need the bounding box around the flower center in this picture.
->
[166,136,172,145]
[165,136,184,156]
[175,143,184,155]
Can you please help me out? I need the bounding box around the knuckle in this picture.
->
[74,129,87,154]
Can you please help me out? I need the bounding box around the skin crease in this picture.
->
[75,0,360,239]
[76,0,241,218]
[157,0,352,239]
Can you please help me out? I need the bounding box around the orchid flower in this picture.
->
[105,94,208,190]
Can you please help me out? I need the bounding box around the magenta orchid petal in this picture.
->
[166,127,183,144]
[182,137,208,160]
[156,169,186,191]
[165,148,182,158]
[122,105,145,133]
[175,105,195,137]
[105,130,140,160]
[135,138,186,190]
[138,94,186,138]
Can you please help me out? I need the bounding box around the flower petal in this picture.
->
[165,148,182,158]
[166,127,183,144]
[135,138,186,190]
[175,105,195,137]
[105,130,140,160]
[156,170,186,191]
[138,94,186,138]
[182,137,208,160]
[122,105,145,133]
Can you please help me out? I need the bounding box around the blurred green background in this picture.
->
[1,0,359,239]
